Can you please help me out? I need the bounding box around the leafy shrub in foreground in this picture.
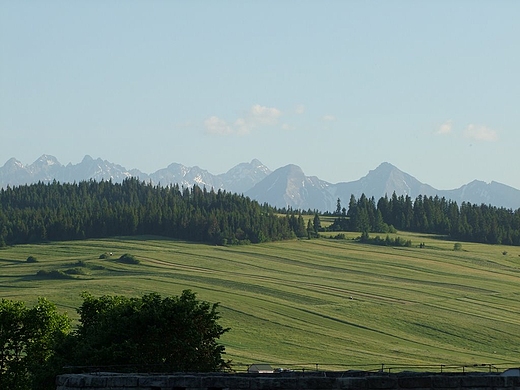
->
[68,290,230,372]
[0,298,71,389]
[0,290,229,389]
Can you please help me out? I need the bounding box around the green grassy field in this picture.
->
[1,232,520,372]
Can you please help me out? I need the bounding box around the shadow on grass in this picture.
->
[113,235,220,247]
[0,258,25,265]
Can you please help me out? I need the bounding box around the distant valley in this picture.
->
[1,155,519,211]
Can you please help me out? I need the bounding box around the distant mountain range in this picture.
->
[1,155,520,211]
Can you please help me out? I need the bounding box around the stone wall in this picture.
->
[56,371,520,390]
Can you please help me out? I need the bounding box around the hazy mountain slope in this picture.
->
[219,159,271,194]
[148,159,270,192]
[28,154,63,178]
[0,155,141,185]
[245,164,335,210]
[331,162,438,202]
[149,163,221,189]
[0,158,34,186]
[327,163,520,211]
[1,155,519,211]
[57,155,139,183]
[440,180,520,210]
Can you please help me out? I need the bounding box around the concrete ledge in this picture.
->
[431,376,461,388]
[56,372,520,390]
[366,376,398,389]
[398,376,432,389]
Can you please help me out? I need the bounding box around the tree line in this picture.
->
[329,193,520,245]
[0,178,312,247]
[2,179,519,247]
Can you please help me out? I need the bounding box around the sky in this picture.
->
[1,1,519,190]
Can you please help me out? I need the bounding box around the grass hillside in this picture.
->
[1,232,519,372]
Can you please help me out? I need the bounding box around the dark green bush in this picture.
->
[64,267,88,275]
[26,255,38,263]
[36,270,74,279]
[118,253,140,265]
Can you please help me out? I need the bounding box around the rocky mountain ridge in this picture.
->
[1,155,519,211]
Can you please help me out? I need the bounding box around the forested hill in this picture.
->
[3,179,520,248]
[0,178,308,247]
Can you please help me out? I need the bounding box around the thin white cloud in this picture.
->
[205,104,282,136]
[436,120,452,135]
[204,116,233,135]
[295,104,305,115]
[464,124,498,142]
[234,117,251,135]
[322,114,336,122]
[281,123,294,131]
[250,104,281,125]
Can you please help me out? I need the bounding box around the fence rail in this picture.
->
[63,362,520,375]
[231,362,517,373]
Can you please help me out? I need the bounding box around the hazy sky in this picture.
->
[1,1,519,190]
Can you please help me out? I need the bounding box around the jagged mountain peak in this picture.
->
[372,161,398,172]
[165,162,187,170]
[224,159,269,173]
[0,155,518,211]
[2,157,24,169]
[366,162,408,181]
[33,154,61,166]
[275,164,305,176]
[350,161,434,198]
[220,159,271,194]
[28,154,63,176]
[246,163,334,210]
[150,163,218,189]
[0,158,27,180]
[465,179,487,187]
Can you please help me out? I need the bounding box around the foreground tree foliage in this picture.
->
[70,290,230,372]
[0,298,71,390]
[0,291,229,389]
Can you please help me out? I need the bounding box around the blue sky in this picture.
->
[1,1,519,190]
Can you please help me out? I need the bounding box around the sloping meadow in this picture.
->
[1,233,519,371]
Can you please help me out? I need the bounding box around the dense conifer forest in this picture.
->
[1,179,520,247]
[0,178,305,247]
[329,193,520,246]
